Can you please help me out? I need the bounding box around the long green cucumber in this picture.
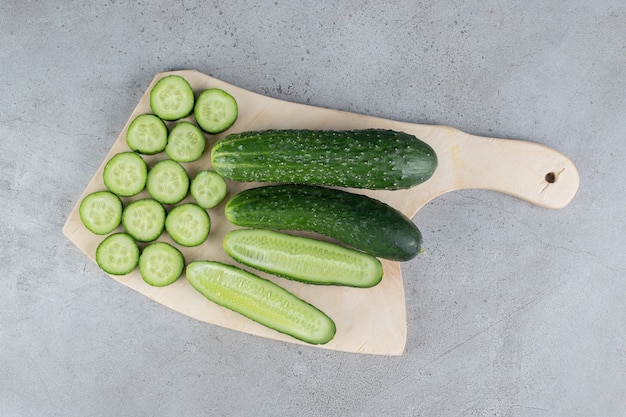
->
[211,128,437,190]
[223,229,383,287]
[186,261,336,345]
[225,185,422,261]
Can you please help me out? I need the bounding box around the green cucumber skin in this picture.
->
[223,229,383,288]
[225,185,422,261]
[211,129,437,190]
[186,261,336,345]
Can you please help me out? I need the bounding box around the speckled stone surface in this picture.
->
[1,1,624,416]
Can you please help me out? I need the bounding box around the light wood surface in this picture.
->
[62,70,579,355]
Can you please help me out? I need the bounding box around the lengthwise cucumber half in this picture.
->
[223,229,383,288]
[225,185,422,261]
[211,128,437,190]
[186,261,336,345]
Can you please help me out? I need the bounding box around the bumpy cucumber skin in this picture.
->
[223,229,383,287]
[186,261,336,345]
[211,129,438,190]
[225,185,422,261]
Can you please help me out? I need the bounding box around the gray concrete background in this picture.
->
[1,1,624,416]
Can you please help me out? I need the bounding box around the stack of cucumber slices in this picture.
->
[79,73,438,346]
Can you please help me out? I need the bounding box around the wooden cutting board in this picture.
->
[62,70,579,355]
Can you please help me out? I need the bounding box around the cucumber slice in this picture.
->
[186,261,336,345]
[165,121,206,162]
[79,191,123,235]
[96,233,140,275]
[121,198,166,242]
[139,242,185,287]
[146,159,190,204]
[126,114,168,155]
[165,203,210,247]
[190,170,228,209]
[103,152,148,197]
[223,229,383,288]
[194,88,238,134]
[149,75,195,121]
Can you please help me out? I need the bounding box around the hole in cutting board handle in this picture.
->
[545,172,557,183]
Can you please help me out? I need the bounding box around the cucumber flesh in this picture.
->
[190,170,228,209]
[126,114,168,155]
[165,203,210,247]
[103,152,148,197]
[150,75,195,121]
[194,88,238,134]
[223,229,383,287]
[186,261,336,345]
[121,198,166,242]
[96,233,140,275]
[139,242,185,287]
[146,159,190,205]
[79,191,123,235]
[165,121,206,163]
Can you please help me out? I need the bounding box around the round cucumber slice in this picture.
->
[122,198,166,242]
[149,75,195,121]
[96,233,140,275]
[165,121,206,162]
[126,114,168,154]
[190,170,227,209]
[165,203,210,247]
[194,88,238,134]
[139,242,185,287]
[146,159,190,205]
[103,152,148,197]
[79,190,123,235]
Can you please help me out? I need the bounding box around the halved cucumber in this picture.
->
[121,198,166,242]
[126,114,168,155]
[79,190,123,235]
[139,242,185,287]
[223,229,383,288]
[96,233,140,275]
[149,75,195,120]
[165,121,206,162]
[186,261,336,345]
[103,152,148,197]
[146,159,190,205]
[194,88,238,134]
[190,170,228,209]
[165,203,210,247]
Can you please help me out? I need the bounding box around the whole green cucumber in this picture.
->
[225,185,422,261]
[211,128,437,190]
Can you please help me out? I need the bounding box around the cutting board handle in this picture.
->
[438,129,580,209]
